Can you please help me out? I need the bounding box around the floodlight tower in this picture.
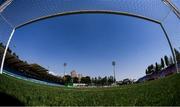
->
[63,63,67,76]
[112,61,116,83]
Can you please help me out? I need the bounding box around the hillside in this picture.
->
[0,73,180,106]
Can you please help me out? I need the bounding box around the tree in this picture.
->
[85,76,91,84]
[91,77,95,85]
[169,56,174,65]
[101,76,108,85]
[0,42,4,48]
[174,48,180,62]
[0,42,3,47]
[161,58,165,69]
[7,47,12,54]
[108,76,114,85]
[155,62,158,72]
[155,62,161,72]
[90,76,116,86]
[81,76,91,85]
[73,77,79,83]
[164,55,169,67]
[64,75,72,83]
[145,69,148,74]
[147,64,155,74]
[94,77,98,85]
[97,76,102,85]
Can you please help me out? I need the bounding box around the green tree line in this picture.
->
[63,75,115,86]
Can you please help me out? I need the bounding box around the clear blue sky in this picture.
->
[7,13,175,80]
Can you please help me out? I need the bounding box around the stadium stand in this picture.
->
[0,43,64,86]
[138,63,180,82]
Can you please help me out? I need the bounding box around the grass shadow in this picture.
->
[0,92,25,106]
